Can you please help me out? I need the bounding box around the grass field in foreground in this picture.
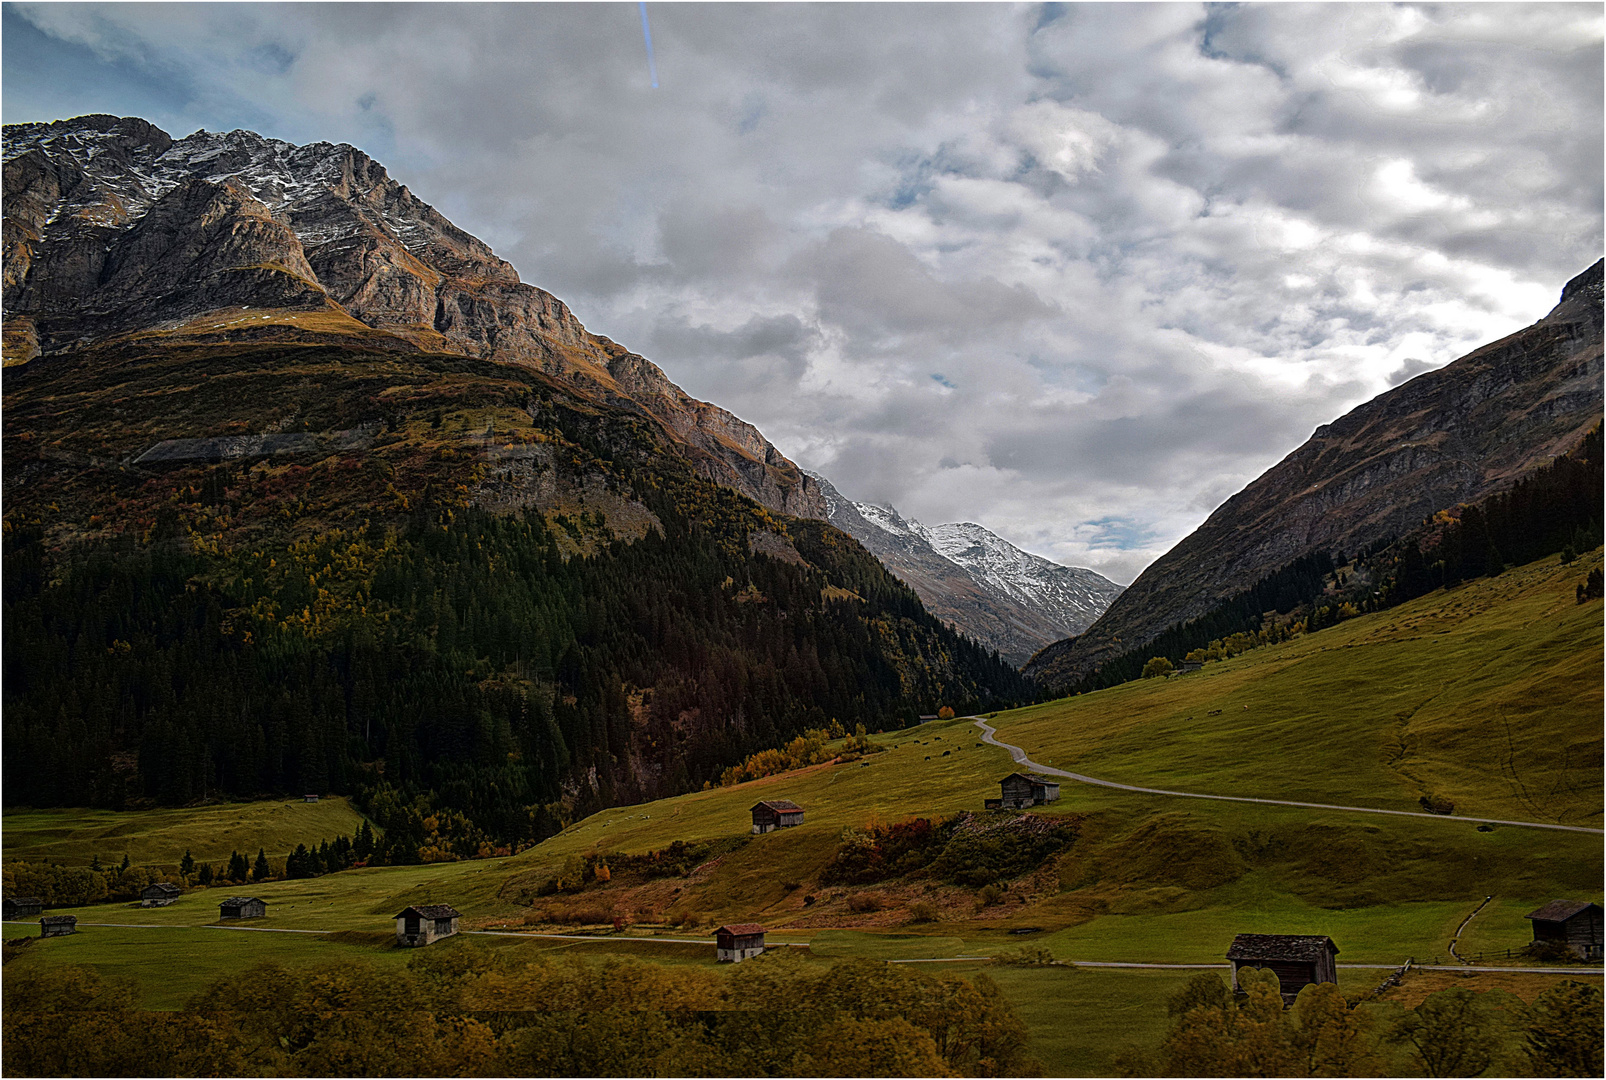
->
[2,797,370,869]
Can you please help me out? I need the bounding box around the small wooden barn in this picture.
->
[303,794,320,803]
[3,897,43,919]
[1526,900,1604,960]
[987,772,1061,810]
[219,897,268,920]
[1227,933,1339,1003]
[750,800,804,834]
[140,882,182,908]
[395,904,461,947]
[40,915,78,938]
[714,923,767,963]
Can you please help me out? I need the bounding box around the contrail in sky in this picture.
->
[638,2,659,89]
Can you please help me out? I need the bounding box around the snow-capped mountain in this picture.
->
[809,472,1123,667]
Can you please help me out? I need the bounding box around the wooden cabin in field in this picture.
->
[219,897,267,920]
[140,882,181,907]
[750,800,804,833]
[987,772,1061,810]
[3,897,43,919]
[714,923,767,963]
[395,904,461,947]
[40,915,77,938]
[1526,900,1604,960]
[303,794,320,803]
[1227,933,1339,1003]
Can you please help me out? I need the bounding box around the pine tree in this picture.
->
[228,850,249,882]
[179,849,195,877]
[252,848,270,882]
[198,863,214,886]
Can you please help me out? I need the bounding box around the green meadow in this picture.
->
[4,550,1600,1073]
[3,796,368,869]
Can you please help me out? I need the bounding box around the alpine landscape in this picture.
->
[2,5,1602,1078]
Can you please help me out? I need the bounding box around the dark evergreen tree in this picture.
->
[252,848,270,882]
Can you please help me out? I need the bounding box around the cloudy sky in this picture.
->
[5,2,1602,583]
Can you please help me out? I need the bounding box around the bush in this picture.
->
[1141,656,1174,678]
[846,892,889,913]
[906,902,938,924]
[1418,794,1455,815]
[992,945,1057,966]
[976,884,1004,907]
[1522,938,1581,963]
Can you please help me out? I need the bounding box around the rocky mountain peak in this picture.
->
[3,113,824,521]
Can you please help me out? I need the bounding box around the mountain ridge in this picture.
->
[2,114,825,521]
[1025,258,1604,691]
[809,471,1123,666]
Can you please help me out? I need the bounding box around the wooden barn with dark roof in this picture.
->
[219,897,267,920]
[140,882,181,907]
[3,897,43,919]
[395,904,461,947]
[714,923,767,963]
[750,800,804,834]
[1526,900,1603,960]
[1226,933,1339,1002]
[987,772,1061,810]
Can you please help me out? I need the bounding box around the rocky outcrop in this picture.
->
[810,472,1121,665]
[1,114,823,520]
[1026,259,1604,691]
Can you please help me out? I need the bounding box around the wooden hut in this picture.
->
[714,923,767,963]
[40,915,77,938]
[990,772,1061,810]
[219,897,267,920]
[750,800,804,834]
[1526,900,1604,960]
[395,904,461,947]
[303,794,320,803]
[140,882,181,907]
[3,897,43,919]
[1227,933,1339,1003]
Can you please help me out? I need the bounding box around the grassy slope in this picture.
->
[5,551,1600,1075]
[991,550,1602,825]
[2,797,369,869]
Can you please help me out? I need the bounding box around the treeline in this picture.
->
[2,951,1041,1077]
[4,493,1025,849]
[1076,426,1602,694]
[718,720,882,786]
[1118,969,1601,1077]
[1387,425,1602,605]
[1071,552,1336,693]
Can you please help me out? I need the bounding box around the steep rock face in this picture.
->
[1,115,823,521]
[1026,260,1604,691]
[810,472,1121,665]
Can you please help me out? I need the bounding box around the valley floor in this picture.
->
[4,550,1602,1075]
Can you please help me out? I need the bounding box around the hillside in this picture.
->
[1,115,1030,834]
[812,471,1122,665]
[1027,259,1604,691]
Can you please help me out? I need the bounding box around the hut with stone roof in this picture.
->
[219,897,267,920]
[395,904,461,947]
[714,923,767,963]
[40,914,78,938]
[1226,933,1339,1003]
[988,772,1061,810]
[750,800,804,834]
[1525,900,1603,960]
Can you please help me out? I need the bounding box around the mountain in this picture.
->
[1,114,1029,830]
[810,472,1123,666]
[1,114,824,520]
[1025,259,1604,692]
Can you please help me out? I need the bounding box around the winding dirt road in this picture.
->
[972,718,1604,835]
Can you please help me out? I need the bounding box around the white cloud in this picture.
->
[5,1,1601,586]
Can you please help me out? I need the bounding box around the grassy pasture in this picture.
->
[989,550,1603,825]
[2,797,369,869]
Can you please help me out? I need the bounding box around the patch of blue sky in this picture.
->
[1083,516,1158,551]
[930,373,957,389]
[2,7,192,126]
[736,93,767,135]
